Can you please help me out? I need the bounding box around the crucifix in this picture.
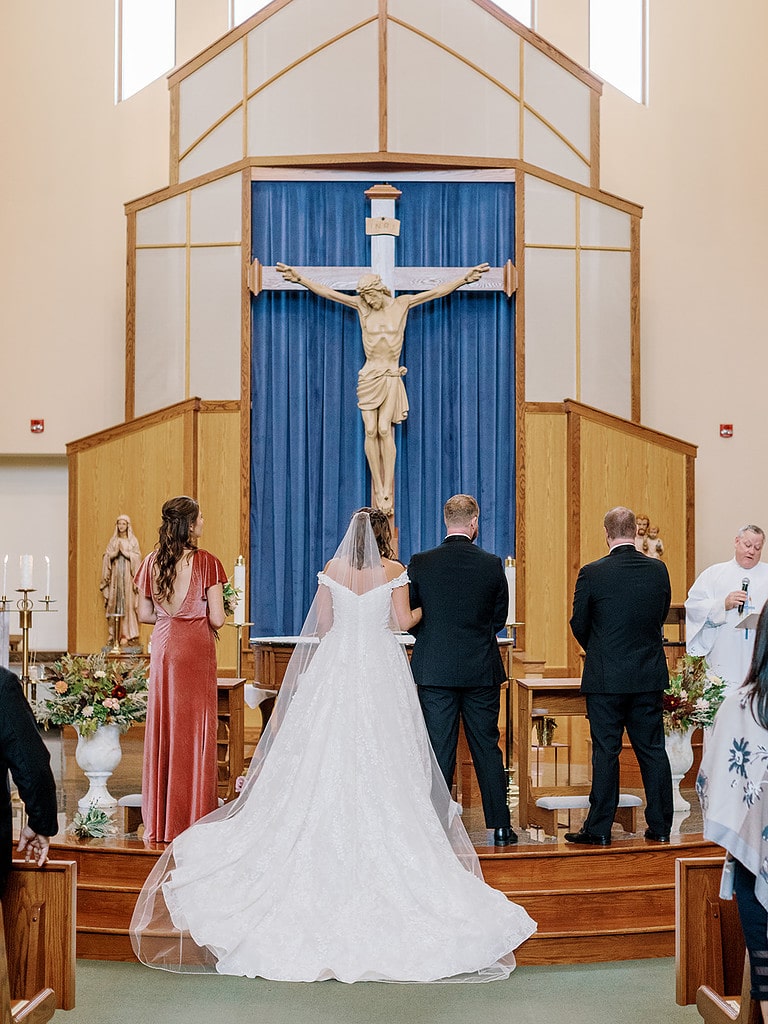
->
[249,183,516,519]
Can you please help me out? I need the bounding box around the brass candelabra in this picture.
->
[0,588,56,702]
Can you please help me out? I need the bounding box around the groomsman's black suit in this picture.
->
[407,535,510,829]
[570,542,673,839]
[0,667,58,896]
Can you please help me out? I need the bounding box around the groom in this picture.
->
[407,494,515,846]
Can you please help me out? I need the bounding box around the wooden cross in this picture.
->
[249,183,517,299]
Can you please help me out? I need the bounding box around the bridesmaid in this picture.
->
[135,496,227,842]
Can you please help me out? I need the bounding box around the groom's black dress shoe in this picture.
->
[644,829,670,843]
[564,829,611,847]
[493,827,518,846]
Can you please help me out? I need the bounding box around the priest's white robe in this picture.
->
[685,558,768,693]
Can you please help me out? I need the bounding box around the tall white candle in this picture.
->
[2,555,7,596]
[233,556,246,626]
[20,554,33,590]
[45,555,51,596]
[504,557,516,625]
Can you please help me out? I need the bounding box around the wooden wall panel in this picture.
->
[68,401,242,671]
[578,419,689,603]
[523,412,569,669]
[197,407,242,671]
[521,401,696,676]
[70,418,188,654]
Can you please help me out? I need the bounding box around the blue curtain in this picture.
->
[250,180,515,635]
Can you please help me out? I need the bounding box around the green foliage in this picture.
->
[67,804,118,839]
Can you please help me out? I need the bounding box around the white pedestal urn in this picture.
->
[664,725,695,834]
[74,723,123,815]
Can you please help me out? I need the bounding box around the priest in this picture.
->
[685,524,768,693]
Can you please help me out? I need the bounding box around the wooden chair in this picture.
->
[1,859,77,1018]
[676,856,760,1023]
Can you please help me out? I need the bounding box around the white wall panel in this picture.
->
[580,196,632,249]
[390,0,521,95]
[388,24,519,158]
[246,0,377,92]
[179,42,244,155]
[524,42,591,158]
[579,250,632,419]
[136,195,187,246]
[134,249,187,417]
[247,25,378,156]
[523,109,590,185]
[179,109,244,183]
[524,248,577,402]
[189,248,242,401]
[190,174,242,244]
[524,176,576,247]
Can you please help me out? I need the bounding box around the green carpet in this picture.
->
[58,957,701,1023]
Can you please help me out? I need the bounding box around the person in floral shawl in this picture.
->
[698,601,768,1022]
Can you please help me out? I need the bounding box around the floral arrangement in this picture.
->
[663,654,726,735]
[222,580,242,617]
[66,804,118,839]
[35,653,148,737]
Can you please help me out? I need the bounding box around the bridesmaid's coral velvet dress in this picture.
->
[135,549,227,842]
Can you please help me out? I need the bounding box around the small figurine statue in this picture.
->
[646,524,665,559]
[99,514,142,649]
[634,513,650,553]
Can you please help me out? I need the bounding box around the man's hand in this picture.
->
[725,590,749,611]
[17,825,51,867]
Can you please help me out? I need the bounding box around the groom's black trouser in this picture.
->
[417,684,510,829]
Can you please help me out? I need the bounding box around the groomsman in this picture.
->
[0,666,58,895]
[567,506,673,847]
[408,494,515,846]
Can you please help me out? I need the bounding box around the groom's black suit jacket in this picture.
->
[0,667,58,896]
[408,536,508,688]
[570,543,671,694]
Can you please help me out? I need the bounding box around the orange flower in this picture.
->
[54,681,68,694]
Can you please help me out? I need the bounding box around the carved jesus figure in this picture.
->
[275,261,490,515]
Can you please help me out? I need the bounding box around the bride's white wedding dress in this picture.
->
[131,568,536,983]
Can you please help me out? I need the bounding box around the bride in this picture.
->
[130,509,536,983]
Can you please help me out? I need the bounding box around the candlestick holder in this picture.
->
[225,621,254,678]
[505,621,523,646]
[5,589,57,703]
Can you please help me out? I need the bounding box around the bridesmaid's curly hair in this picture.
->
[353,507,395,563]
[154,496,199,603]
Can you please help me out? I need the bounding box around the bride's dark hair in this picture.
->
[154,496,199,602]
[353,507,394,564]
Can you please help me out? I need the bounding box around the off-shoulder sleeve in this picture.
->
[134,553,155,598]
[389,570,409,589]
[199,550,228,592]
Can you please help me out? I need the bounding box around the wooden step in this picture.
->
[51,833,720,965]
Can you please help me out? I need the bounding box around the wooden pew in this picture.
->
[0,899,56,1023]
[676,855,759,1023]
[2,860,77,1014]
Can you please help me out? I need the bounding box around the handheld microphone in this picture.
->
[738,577,750,614]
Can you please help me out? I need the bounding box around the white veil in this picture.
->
[131,511,487,975]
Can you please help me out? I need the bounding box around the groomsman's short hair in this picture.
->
[444,494,479,527]
[604,506,637,541]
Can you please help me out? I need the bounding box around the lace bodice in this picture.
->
[317,569,408,639]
